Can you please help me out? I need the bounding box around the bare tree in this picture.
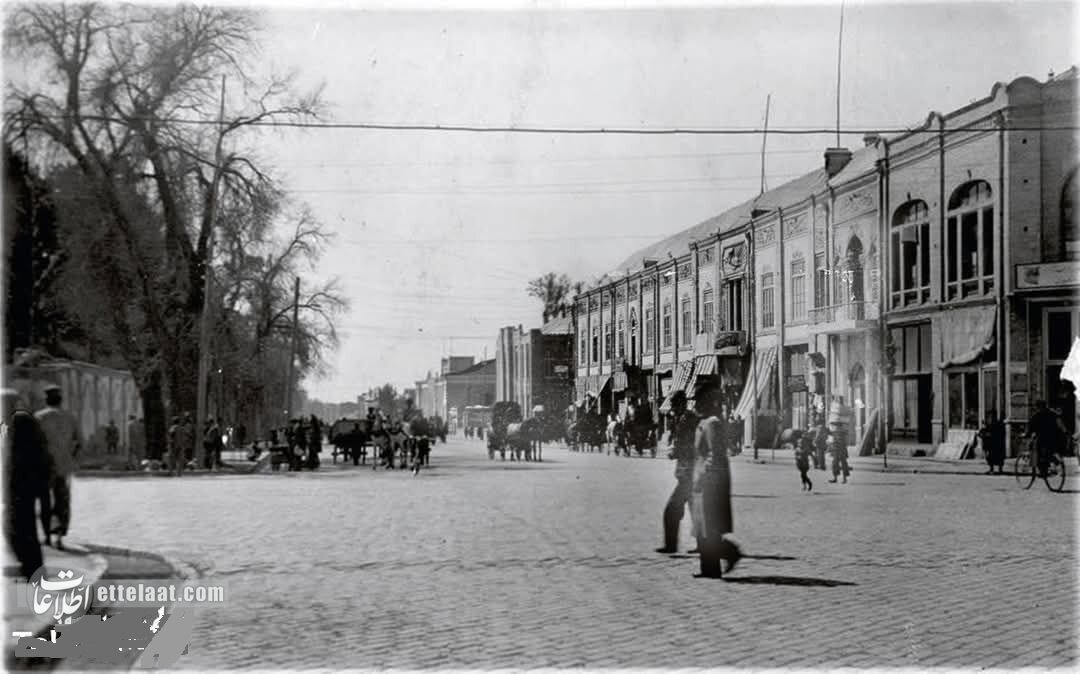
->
[5,4,324,452]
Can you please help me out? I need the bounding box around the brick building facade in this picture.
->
[495,315,575,417]
[574,69,1079,456]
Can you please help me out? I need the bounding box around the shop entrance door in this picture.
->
[917,375,932,443]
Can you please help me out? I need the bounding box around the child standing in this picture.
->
[796,431,813,491]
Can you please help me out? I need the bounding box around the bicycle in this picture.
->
[1014,439,1067,492]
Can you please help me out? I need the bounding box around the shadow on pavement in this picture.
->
[722,575,857,587]
[744,554,798,561]
[732,494,776,499]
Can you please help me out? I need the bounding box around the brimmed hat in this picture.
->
[43,384,61,394]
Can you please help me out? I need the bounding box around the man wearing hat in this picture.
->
[34,383,81,550]
[3,388,50,580]
[690,379,742,578]
[657,389,699,554]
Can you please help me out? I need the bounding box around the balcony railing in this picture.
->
[809,301,878,325]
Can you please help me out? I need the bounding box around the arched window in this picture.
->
[662,301,672,349]
[843,236,865,308]
[701,283,715,332]
[946,180,994,300]
[891,200,930,307]
[1064,169,1079,261]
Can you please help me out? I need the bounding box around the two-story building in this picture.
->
[574,68,1078,456]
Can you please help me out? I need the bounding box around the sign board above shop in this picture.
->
[1015,261,1080,290]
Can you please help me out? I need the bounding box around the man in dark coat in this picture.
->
[978,410,1006,474]
[657,390,699,554]
[690,383,742,578]
[3,389,49,580]
[1028,400,1065,477]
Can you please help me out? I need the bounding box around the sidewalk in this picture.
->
[4,540,185,671]
[736,446,1015,476]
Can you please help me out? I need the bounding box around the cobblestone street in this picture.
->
[70,438,1077,669]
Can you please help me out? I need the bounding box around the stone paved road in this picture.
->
[70,437,1078,669]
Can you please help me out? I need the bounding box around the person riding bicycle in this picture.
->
[1027,399,1066,477]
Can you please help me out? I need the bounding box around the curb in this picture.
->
[78,543,199,580]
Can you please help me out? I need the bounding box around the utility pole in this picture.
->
[760,94,771,196]
[284,276,301,420]
[195,75,227,469]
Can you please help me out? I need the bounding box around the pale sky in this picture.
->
[236,0,1078,401]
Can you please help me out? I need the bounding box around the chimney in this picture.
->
[824,147,853,177]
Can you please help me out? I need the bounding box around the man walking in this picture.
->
[657,390,699,554]
[34,384,81,550]
[691,382,742,578]
[3,389,50,580]
[105,419,119,455]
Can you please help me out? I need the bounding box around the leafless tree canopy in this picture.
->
[5,3,343,447]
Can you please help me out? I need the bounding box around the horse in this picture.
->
[329,419,372,465]
[506,417,542,461]
[570,412,606,453]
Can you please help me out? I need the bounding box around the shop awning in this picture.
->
[659,361,695,413]
[733,346,778,420]
[612,371,628,392]
[687,355,719,398]
[939,305,997,369]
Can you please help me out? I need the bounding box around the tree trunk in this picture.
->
[140,369,167,460]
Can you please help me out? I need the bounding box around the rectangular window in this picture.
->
[681,298,692,345]
[982,209,994,294]
[579,332,587,365]
[645,307,655,353]
[891,323,932,375]
[791,258,807,320]
[617,319,625,359]
[1048,311,1074,361]
[724,279,744,332]
[947,371,981,430]
[761,273,775,328]
[702,290,715,332]
[604,324,613,360]
[591,327,599,363]
[662,304,672,349]
[815,253,828,308]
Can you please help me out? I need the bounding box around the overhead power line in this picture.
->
[12,112,1077,135]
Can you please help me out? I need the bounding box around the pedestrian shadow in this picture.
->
[732,494,776,499]
[722,575,857,587]
[744,554,798,561]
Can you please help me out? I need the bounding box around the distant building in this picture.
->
[496,314,575,417]
[414,356,488,422]
[443,359,496,424]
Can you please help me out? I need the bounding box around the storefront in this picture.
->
[1014,261,1080,441]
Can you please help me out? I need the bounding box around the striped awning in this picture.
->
[686,355,719,398]
[733,346,778,421]
[612,370,628,392]
[659,361,695,414]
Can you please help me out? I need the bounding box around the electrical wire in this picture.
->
[11,111,1077,134]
